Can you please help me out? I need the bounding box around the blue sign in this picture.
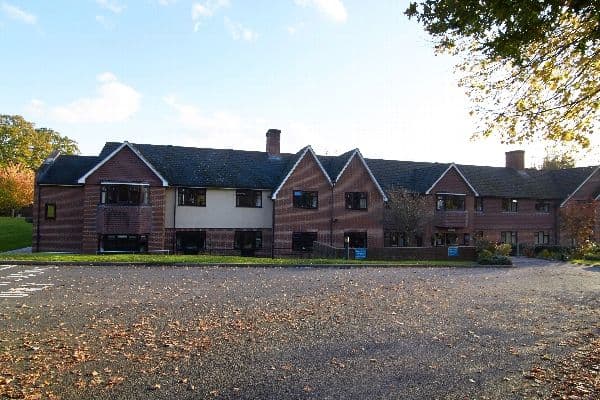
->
[354,248,367,260]
[448,246,459,257]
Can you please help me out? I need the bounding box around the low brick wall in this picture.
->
[313,242,476,261]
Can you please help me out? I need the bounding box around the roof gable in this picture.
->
[271,146,332,199]
[425,164,479,196]
[78,142,168,186]
[560,165,600,207]
[336,149,388,202]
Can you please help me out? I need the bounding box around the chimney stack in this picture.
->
[505,150,525,170]
[266,129,281,156]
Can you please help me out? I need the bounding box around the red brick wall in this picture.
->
[567,167,600,201]
[332,155,384,247]
[33,185,84,252]
[82,146,166,253]
[273,152,332,255]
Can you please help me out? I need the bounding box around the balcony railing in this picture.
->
[96,204,153,234]
[434,210,468,228]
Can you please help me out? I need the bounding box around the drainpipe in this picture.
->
[330,184,334,246]
[36,184,41,252]
[271,194,275,259]
[172,188,177,254]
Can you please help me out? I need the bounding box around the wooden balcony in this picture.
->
[96,204,153,234]
[434,211,468,228]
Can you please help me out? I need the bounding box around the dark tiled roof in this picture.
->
[37,155,100,185]
[38,141,598,200]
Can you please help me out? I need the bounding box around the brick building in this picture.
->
[33,130,600,255]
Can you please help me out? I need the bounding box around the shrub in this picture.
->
[583,253,600,261]
[478,254,512,265]
[495,243,512,256]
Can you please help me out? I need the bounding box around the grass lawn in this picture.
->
[0,217,32,252]
[572,259,600,267]
[0,252,475,266]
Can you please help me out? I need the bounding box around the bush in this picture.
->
[583,253,600,261]
[496,243,512,256]
[477,254,512,265]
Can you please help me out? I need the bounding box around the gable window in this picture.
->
[178,187,206,207]
[292,232,318,251]
[101,184,149,205]
[436,193,465,211]
[45,203,56,220]
[236,189,262,208]
[475,197,483,212]
[535,231,550,245]
[345,192,367,210]
[501,231,518,245]
[293,190,318,209]
[535,201,550,213]
[502,198,518,212]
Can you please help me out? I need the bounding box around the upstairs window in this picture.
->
[345,192,368,210]
[236,189,262,208]
[502,198,518,212]
[293,190,318,209]
[475,197,484,212]
[178,188,206,207]
[535,201,550,213]
[436,193,465,211]
[101,184,149,205]
[45,203,56,220]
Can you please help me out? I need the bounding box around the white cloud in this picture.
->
[164,95,242,133]
[96,0,125,14]
[1,2,37,24]
[95,15,113,29]
[191,0,229,31]
[286,22,304,35]
[294,0,347,23]
[224,17,258,41]
[158,0,176,5]
[29,73,141,124]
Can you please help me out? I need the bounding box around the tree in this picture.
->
[541,151,576,170]
[0,115,79,170]
[0,164,34,216]
[560,201,596,248]
[384,188,434,245]
[406,1,600,151]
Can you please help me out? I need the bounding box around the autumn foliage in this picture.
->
[0,163,34,215]
[560,201,596,248]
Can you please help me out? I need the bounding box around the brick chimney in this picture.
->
[505,150,525,170]
[266,129,281,156]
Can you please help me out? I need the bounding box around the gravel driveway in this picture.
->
[1,261,598,399]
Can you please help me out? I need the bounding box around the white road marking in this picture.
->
[0,266,55,298]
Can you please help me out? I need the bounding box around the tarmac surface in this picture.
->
[1,260,598,399]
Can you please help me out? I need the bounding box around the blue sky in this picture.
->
[1,0,597,167]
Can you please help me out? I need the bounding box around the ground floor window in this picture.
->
[345,232,367,248]
[176,231,206,254]
[534,231,550,245]
[234,231,262,250]
[433,232,459,246]
[501,231,518,245]
[463,233,471,245]
[384,231,405,247]
[100,234,147,253]
[292,232,318,251]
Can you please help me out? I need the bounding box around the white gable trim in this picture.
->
[424,163,479,197]
[560,165,600,207]
[77,142,168,186]
[335,149,388,202]
[271,146,332,199]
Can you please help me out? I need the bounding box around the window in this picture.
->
[178,187,206,207]
[463,233,471,245]
[475,197,484,212]
[535,231,550,245]
[101,184,149,205]
[45,203,56,219]
[236,189,262,208]
[384,231,406,247]
[100,234,147,253]
[436,193,465,211]
[176,231,206,254]
[502,198,518,212]
[535,201,550,213]
[234,231,262,250]
[293,190,318,209]
[292,232,318,251]
[501,231,518,245]
[345,192,368,210]
[345,232,367,248]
